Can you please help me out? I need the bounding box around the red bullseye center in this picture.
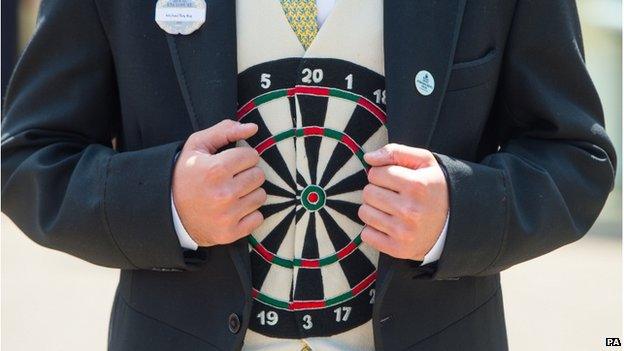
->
[307,192,319,204]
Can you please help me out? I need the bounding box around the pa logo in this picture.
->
[606,337,621,346]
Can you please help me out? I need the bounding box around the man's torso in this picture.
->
[96,1,514,349]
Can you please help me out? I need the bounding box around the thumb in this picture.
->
[190,120,258,154]
[364,143,434,169]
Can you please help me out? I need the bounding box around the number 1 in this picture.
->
[345,74,353,90]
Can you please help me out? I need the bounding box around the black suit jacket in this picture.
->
[2,0,616,350]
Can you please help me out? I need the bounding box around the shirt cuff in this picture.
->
[422,213,449,265]
[171,194,199,251]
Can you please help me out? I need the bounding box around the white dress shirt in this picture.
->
[170,0,448,265]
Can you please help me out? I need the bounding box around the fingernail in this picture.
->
[365,149,383,159]
[240,123,256,130]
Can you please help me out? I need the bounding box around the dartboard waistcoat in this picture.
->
[237,0,386,346]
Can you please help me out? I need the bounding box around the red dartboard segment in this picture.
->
[255,137,276,155]
[289,300,326,310]
[340,134,360,155]
[303,126,324,136]
[236,100,256,120]
[336,241,359,260]
[357,97,387,124]
[298,259,321,268]
[351,271,377,296]
[255,244,275,263]
[293,85,331,97]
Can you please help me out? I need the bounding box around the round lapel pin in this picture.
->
[155,0,207,35]
[415,70,435,96]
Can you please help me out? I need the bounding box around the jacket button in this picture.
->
[228,313,241,334]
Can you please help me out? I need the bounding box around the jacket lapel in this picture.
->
[166,0,238,131]
[166,1,252,294]
[384,0,467,148]
[374,0,467,334]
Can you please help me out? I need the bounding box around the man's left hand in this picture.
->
[358,144,449,261]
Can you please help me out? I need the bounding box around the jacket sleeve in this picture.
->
[433,0,617,279]
[1,0,194,270]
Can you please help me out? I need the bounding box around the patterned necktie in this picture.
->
[281,0,319,49]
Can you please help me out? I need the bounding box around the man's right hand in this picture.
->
[172,120,266,247]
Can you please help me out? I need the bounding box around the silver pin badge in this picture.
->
[415,70,435,96]
[155,0,206,35]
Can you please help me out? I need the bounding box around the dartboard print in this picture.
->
[237,58,388,338]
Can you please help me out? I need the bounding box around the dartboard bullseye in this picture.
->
[237,58,388,338]
[301,184,326,211]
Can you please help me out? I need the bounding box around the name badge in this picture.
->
[155,0,206,35]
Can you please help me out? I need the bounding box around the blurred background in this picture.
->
[1,0,622,350]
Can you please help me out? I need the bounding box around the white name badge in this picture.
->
[155,0,206,35]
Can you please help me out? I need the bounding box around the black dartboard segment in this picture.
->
[237,58,387,338]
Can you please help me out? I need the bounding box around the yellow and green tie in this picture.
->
[281,0,319,49]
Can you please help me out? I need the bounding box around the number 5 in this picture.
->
[260,73,271,89]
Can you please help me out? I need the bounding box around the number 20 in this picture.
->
[302,68,323,83]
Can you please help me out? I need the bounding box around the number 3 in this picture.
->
[302,315,313,330]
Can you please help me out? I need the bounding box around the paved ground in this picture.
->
[502,231,621,351]
[2,209,621,351]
